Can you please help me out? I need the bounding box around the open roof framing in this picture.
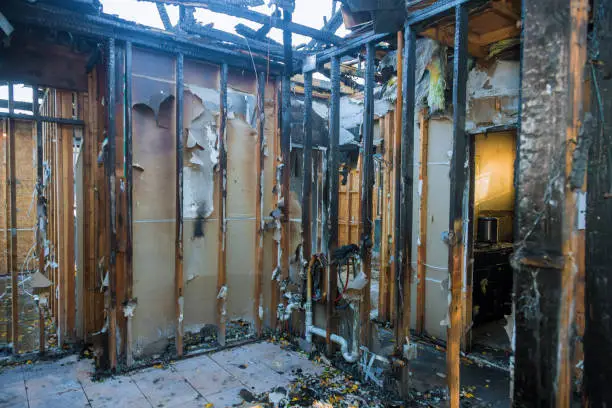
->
[141,0,344,44]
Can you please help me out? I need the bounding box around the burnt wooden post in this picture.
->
[124,41,134,366]
[359,42,375,346]
[254,71,266,336]
[174,52,184,356]
[447,5,468,408]
[584,0,612,405]
[216,63,228,345]
[280,8,292,332]
[302,71,313,271]
[106,38,118,369]
[396,24,416,347]
[513,0,588,404]
[33,85,46,354]
[8,82,18,353]
[326,55,340,355]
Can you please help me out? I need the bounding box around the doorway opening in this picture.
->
[468,129,517,354]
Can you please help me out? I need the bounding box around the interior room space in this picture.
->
[470,129,516,353]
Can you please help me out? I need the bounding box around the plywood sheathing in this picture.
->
[420,0,521,59]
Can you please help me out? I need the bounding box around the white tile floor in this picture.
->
[0,341,324,408]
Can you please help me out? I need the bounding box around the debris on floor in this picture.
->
[231,365,387,407]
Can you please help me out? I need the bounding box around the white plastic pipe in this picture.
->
[305,259,360,363]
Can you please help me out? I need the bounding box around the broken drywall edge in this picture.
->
[217,285,228,299]
[123,300,137,318]
[178,296,184,324]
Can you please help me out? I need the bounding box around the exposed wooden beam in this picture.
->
[326,55,341,355]
[254,71,265,336]
[106,38,118,370]
[174,53,185,357]
[124,41,135,367]
[143,0,343,44]
[512,0,587,404]
[584,0,612,405]
[156,3,173,30]
[359,42,375,347]
[7,82,19,354]
[416,107,429,335]
[279,10,292,334]
[447,5,468,408]
[216,63,228,346]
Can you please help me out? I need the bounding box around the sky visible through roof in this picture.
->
[1,0,344,104]
[100,0,349,46]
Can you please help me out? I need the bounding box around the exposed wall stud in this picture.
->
[174,52,185,357]
[216,63,228,346]
[254,71,266,336]
[416,107,429,334]
[447,6,468,408]
[326,55,340,354]
[396,25,416,347]
[106,38,118,370]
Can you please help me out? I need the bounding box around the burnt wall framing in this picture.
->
[584,0,612,405]
[513,0,589,404]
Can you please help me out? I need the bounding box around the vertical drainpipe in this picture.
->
[359,42,375,347]
[447,5,468,408]
[326,56,340,355]
[175,53,185,357]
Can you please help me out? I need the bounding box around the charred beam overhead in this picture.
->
[156,3,173,30]
[0,112,85,126]
[182,19,287,58]
[312,30,390,65]
[3,2,286,74]
[235,23,278,45]
[0,100,34,111]
[306,10,343,50]
[143,0,343,44]
[447,5,468,408]
[406,0,486,29]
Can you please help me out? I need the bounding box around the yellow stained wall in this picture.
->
[474,130,516,241]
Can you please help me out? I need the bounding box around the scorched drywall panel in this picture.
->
[131,48,177,357]
[423,119,452,339]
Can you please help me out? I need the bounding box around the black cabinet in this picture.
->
[472,245,513,325]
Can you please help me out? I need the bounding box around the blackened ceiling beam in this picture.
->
[156,3,173,30]
[306,9,343,50]
[182,18,286,58]
[0,100,32,111]
[141,0,344,44]
[2,1,286,73]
